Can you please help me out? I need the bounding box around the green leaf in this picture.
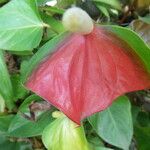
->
[134,125,150,150]
[0,134,32,150]
[40,6,65,14]
[42,14,65,33]
[96,4,110,19]
[0,0,8,5]
[89,96,133,150]
[37,0,50,5]
[20,60,31,81]
[137,111,150,127]
[9,50,33,56]
[0,115,14,133]
[131,105,140,124]
[8,95,54,138]
[93,0,121,10]
[88,136,104,147]
[0,0,44,51]
[0,51,14,109]
[11,74,28,101]
[89,136,113,150]
[130,19,150,46]
[104,25,150,73]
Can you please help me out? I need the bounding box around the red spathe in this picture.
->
[26,27,150,124]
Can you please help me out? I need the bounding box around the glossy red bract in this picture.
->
[26,27,150,124]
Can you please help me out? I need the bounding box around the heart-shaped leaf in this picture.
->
[88,96,133,150]
[0,0,44,51]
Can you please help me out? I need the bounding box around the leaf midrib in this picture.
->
[106,108,127,149]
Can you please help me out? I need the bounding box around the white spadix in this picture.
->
[62,7,94,35]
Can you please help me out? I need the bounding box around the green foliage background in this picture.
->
[0,0,150,149]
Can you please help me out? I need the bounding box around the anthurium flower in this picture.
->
[25,7,150,124]
[42,111,90,150]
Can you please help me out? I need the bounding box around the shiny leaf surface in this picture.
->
[89,96,133,150]
[0,0,44,51]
